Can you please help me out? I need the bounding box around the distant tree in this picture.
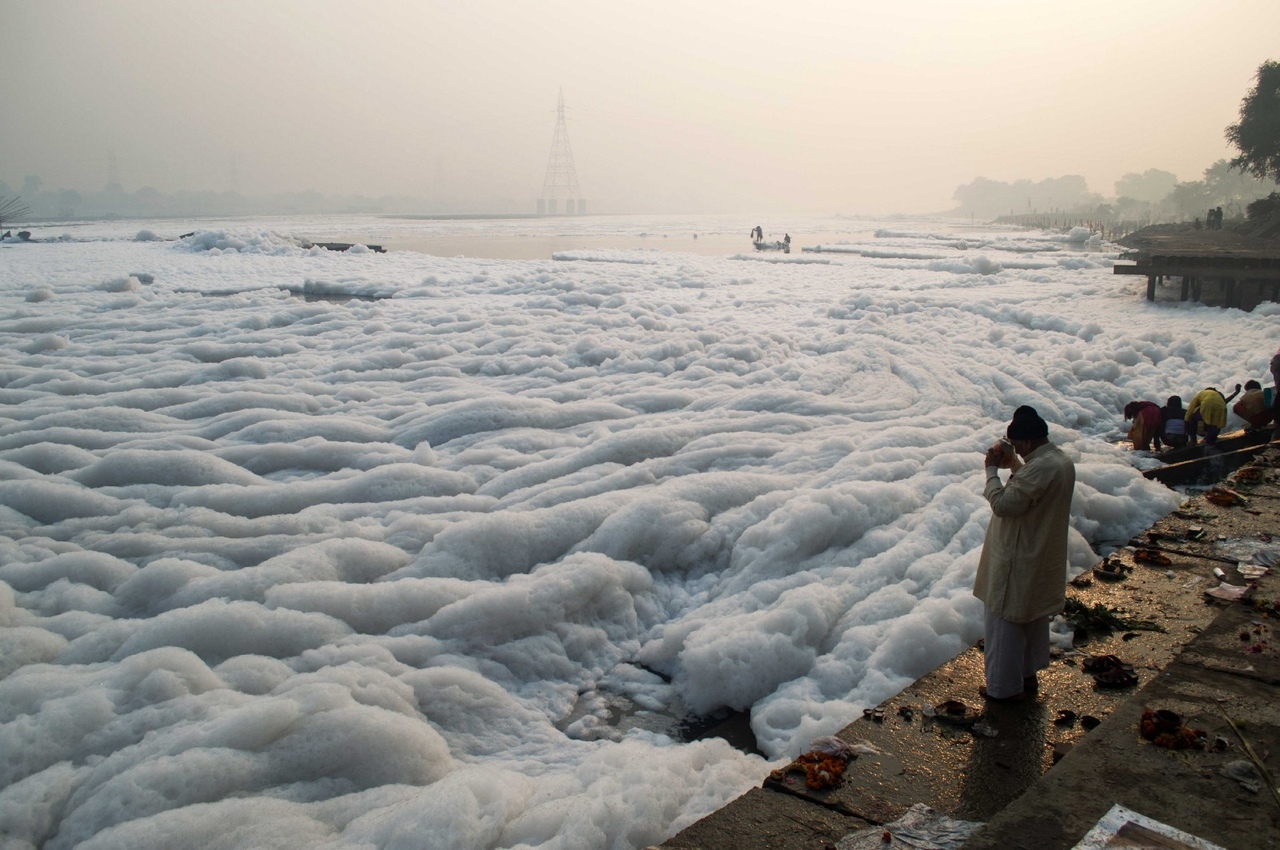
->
[1166,181,1210,220]
[1151,158,1280,222]
[1247,192,1280,221]
[951,174,1098,218]
[1202,159,1270,204]
[1226,60,1280,183]
[1114,169,1178,203]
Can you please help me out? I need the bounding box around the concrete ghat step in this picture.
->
[967,596,1280,850]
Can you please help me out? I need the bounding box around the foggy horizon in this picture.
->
[3,0,1278,216]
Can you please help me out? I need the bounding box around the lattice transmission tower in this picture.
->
[538,90,584,215]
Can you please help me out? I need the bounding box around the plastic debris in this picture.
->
[1213,538,1280,565]
[847,740,881,757]
[1221,759,1263,793]
[836,802,983,849]
[1205,581,1249,602]
[1237,563,1270,580]
[1252,549,1280,567]
[809,736,857,759]
[1218,705,1280,808]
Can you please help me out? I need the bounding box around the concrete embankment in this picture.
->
[657,441,1280,850]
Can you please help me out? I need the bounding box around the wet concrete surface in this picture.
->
[659,787,872,850]
[969,601,1280,850]
[656,442,1280,850]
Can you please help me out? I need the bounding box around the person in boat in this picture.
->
[1186,384,1241,447]
[783,233,791,245]
[973,406,1076,703]
[1158,396,1188,449]
[1232,380,1275,430]
[1123,400,1162,451]
[751,225,763,242]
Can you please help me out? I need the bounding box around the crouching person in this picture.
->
[1232,380,1275,430]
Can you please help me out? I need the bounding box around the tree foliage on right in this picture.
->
[1226,60,1280,184]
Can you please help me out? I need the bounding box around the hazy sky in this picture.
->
[2,0,1278,214]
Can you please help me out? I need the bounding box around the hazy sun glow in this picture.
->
[2,0,1277,213]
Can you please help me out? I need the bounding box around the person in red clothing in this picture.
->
[1123,400,1163,451]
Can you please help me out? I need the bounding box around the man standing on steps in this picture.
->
[973,406,1076,703]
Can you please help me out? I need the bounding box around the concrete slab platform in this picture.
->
[656,786,871,850]
[967,631,1280,849]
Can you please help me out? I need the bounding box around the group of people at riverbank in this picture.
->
[970,351,1280,707]
[972,372,1272,704]
[1124,354,1280,452]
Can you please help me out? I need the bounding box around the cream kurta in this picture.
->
[973,442,1076,623]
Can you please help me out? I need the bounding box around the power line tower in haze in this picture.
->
[538,90,584,216]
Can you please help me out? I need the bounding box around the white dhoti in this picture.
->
[983,610,1051,699]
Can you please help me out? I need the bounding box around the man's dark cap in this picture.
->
[1006,405,1049,440]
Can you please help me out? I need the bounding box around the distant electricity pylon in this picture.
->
[538,90,584,216]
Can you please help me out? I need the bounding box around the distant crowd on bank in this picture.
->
[1123,348,1280,452]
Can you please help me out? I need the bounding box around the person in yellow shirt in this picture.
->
[1186,385,1240,446]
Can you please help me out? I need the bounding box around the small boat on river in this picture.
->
[752,233,791,254]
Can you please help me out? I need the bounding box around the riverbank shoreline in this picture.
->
[658,441,1280,850]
